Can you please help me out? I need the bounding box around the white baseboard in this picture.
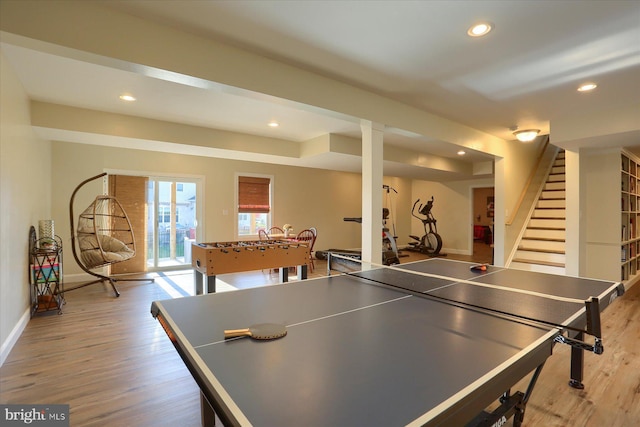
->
[400,246,471,256]
[63,272,100,284]
[443,248,471,256]
[0,307,30,367]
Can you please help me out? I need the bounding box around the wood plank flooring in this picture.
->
[1,246,638,426]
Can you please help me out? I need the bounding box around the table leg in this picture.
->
[568,331,585,389]
[201,391,216,426]
[279,267,289,283]
[206,275,216,294]
[194,270,203,295]
[194,271,217,294]
[297,264,307,280]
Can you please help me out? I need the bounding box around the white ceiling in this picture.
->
[2,0,640,178]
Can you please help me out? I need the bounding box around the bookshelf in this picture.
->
[620,152,640,281]
[584,149,640,283]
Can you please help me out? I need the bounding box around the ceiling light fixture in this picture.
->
[578,83,597,92]
[457,150,466,156]
[119,94,136,102]
[467,22,492,37]
[268,121,279,128]
[513,129,540,142]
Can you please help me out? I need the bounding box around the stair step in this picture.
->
[533,214,565,221]
[533,211,566,219]
[543,185,565,192]
[512,258,565,268]
[541,189,565,198]
[529,218,566,228]
[550,166,565,174]
[533,205,565,213]
[524,228,566,239]
[537,199,565,208]
[547,174,566,182]
[511,260,566,275]
[522,236,565,242]
[544,181,565,187]
[515,249,566,264]
[527,226,566,231]
[518,246,565,255]
[520,239,565,252]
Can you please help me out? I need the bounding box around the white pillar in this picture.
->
[493,157,505,266]
[565,149,580,277]
[361,120,384,265]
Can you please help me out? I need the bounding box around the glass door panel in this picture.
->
[147,178,199,271]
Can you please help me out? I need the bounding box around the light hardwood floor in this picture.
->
[1,246,638,426]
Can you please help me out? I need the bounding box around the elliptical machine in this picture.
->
[407,196,443,255]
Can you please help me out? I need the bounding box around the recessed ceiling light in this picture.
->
[268,121,279,128]
[119,94,136,102]
[577,83,597,92]
[467,22,492,37]
[457,150,466,156]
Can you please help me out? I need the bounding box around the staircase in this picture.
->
[511,150,566,275]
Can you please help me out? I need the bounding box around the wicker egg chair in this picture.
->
[68,173,153,297]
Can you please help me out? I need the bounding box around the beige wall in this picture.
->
[411,177,494,256]
[52,141,414,277]
[0,52,52,364]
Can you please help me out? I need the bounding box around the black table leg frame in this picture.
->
[466,362,545,427]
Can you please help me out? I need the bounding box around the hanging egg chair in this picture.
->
[69,173,153,297]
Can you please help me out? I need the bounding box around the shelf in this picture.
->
[29,226,64,316]
[620,152,640,282]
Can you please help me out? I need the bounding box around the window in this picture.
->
[238,175,272,236]
[159,205,171,224]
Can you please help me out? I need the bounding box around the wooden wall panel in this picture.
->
[109,175,148,274]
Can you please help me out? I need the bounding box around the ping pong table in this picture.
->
[151,257,624,426]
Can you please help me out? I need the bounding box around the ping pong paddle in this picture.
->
[224,323,287,341]
[470,264,488,272]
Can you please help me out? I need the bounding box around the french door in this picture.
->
[146,177,201,271]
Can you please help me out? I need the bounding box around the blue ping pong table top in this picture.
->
[151,258,622,427]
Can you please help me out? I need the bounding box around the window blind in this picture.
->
[238,176,270,213]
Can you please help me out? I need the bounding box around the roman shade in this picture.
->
[238,176,270,213]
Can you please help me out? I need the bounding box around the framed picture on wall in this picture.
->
[487,196,494,218]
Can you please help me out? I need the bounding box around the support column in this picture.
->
[493,157,505,267]
[565,149,580,277]
[361,120,384,265]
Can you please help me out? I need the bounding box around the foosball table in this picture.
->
[191,240,311,294]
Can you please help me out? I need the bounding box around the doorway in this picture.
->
[146,177,202,271]
[472,187,495,263]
